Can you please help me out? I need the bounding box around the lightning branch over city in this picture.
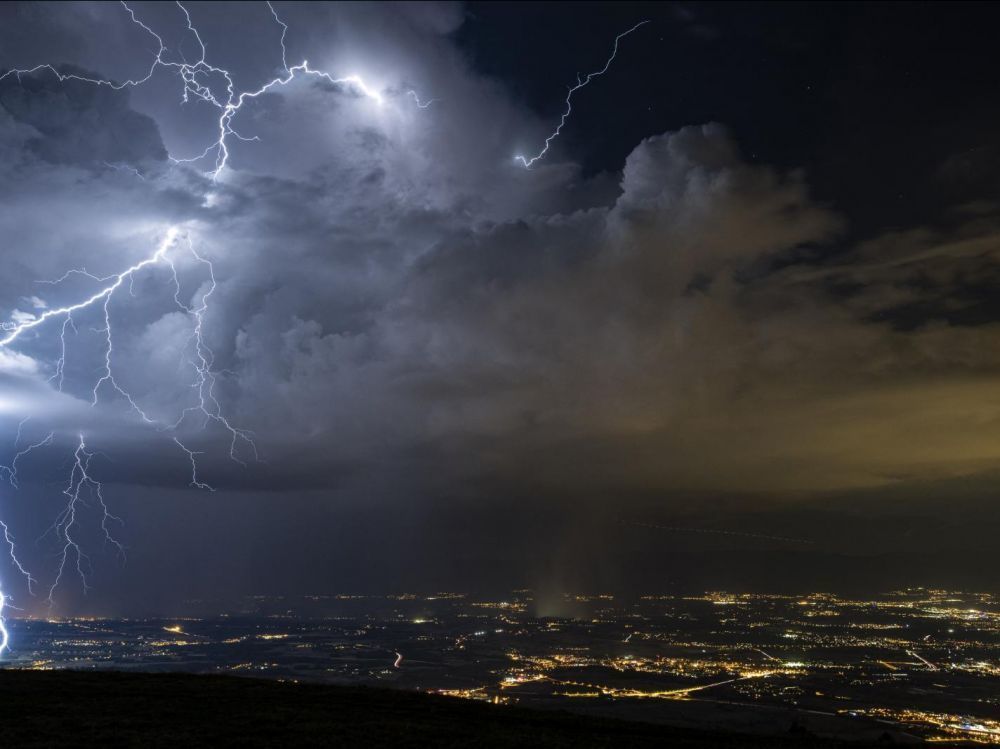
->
[0,0,649,657]
[0,0,410,654]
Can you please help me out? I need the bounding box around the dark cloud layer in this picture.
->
[1,2,999,612]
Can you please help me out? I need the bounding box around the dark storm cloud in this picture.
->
[4,0,1000,495]
[0,65,167,166]
[184,118,1000,495]
[2,1,1000,610]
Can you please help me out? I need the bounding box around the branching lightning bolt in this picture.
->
[0,420,52,651]
[0,224,253,639]
[0,222,250,636]
[0,0,430,655]
[0,420,52,595]
[3,225,257,480]
[43,434,126,605]
[167,237,258,467]
[514,20,649,168]
[0,225,245,649]
[1,229,179,350]
[0,1,413,179]
[1,418,54,490]
[267,1,290,74]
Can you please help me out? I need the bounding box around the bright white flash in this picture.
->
[0,0,399,653]
[0,1,399,179]
[0,591,8,656]
[515,20,649,168]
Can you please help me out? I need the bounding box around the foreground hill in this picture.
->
[0,671,881,747]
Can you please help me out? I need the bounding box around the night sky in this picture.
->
[1,1,999,616]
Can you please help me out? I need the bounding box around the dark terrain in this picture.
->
[0,671,881,748]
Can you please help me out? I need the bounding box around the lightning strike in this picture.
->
[0,520,36,594]
[3,224,256,481]
[0,0,417,653]
[514,20,649,168]
[0,421,50,650]
[1,418,55,489]
[407,90,438,109]
[173,437,214,492]
[267,0,290,74]
[0,591,8,656]
[0,1,409,180]
[44,434,125,605]
[0,228,179,349]
[0,526,36,655]
[0,222,254,643]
